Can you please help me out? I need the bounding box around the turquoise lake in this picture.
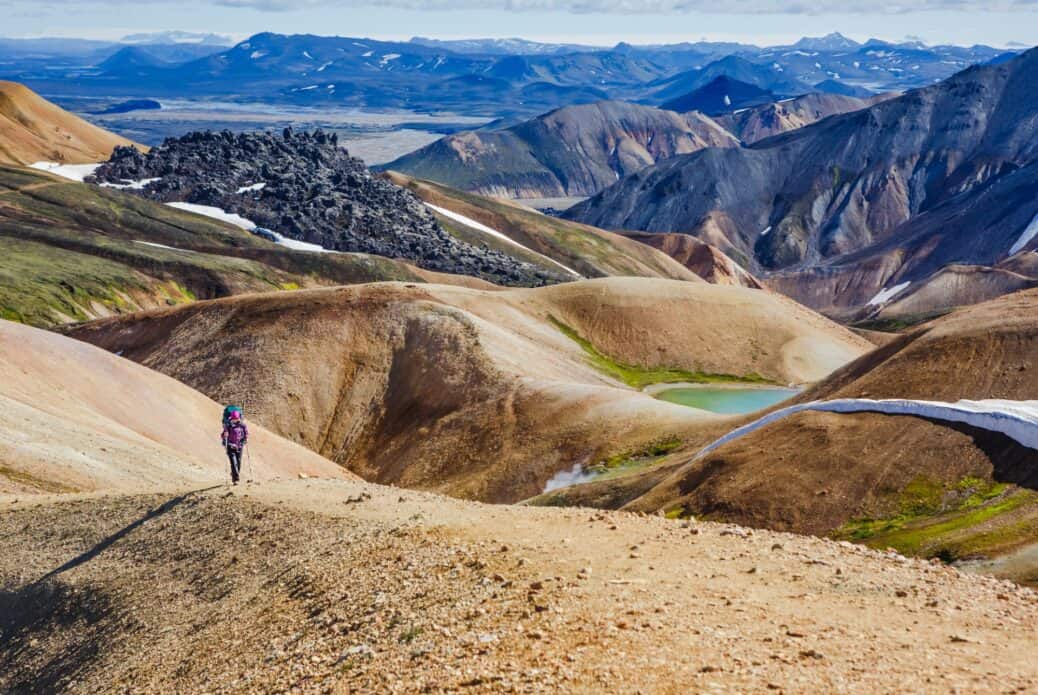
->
[654,387,799,415]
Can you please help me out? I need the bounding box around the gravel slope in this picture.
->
[2,479,1036,693]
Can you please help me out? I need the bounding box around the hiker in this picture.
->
[221,407,249,485]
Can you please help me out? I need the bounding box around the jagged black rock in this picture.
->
[89,129,565,286]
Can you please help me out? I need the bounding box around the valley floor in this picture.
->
[2,477,1036,693]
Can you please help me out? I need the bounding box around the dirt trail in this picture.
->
[2,478,1036,693]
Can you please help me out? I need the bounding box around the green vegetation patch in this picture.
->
[851,309,953,334]
[0,237,153,326]
[833,475,1038,561]
[548,315,770,388]
[586,437,684,483]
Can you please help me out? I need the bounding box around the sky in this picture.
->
[5,1,1037,48]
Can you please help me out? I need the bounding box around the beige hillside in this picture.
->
[0,319,347,494]
[66,278,871,502]
[1,291,1036,694]
[0,81,140,165]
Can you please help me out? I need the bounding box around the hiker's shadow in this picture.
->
[33,485,221,585]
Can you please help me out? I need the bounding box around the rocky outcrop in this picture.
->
[89,129,566,286]
[382,101,738,198]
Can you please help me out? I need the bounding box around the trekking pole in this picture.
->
[245,443,253,483]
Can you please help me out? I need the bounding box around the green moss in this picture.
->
[898,476,945,516]
[548,315,770,388]
[582,437,685,483]
[851,310,953,334]
[601,438,682,469]
[0,164,434,327]
[0,237,148,326]
[834,476,1038,561]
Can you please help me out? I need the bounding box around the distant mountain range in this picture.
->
[383,90,896,199]
[0,32,1018,118]
[567,48,1038,319]
[382,101,738,198]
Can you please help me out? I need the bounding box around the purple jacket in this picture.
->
[222,422,249,449]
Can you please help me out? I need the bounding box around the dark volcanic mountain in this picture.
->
[382,101,738,199]
[567,48,1038,317]
[88,129,565,286]
[650,56,810,104]
[660,76,775,115]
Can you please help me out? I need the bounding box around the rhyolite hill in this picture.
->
[568,47,1038,318]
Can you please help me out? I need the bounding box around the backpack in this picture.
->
[223,405,243,427]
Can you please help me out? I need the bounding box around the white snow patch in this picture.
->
[723,94,731,106]
[361,51,373,57]
[99,177,161,190]
[853,61,861,68]
[866,281,911,306]
[29,161,100,182]
[303,50,313,60]
[266,231,331,253]
[694,398,1038,461]
[1009,212,1038,255]
[165,202,257,230]
[424,203,581,277]
[235,182,267,194]
[761,225,772,236]
[250,50,267,59]
[298,85,318,91]
[316,61,332,72]
[380,53,401,66]
[133,240,196,254]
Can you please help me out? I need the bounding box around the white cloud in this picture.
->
[15,0,1038,13]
